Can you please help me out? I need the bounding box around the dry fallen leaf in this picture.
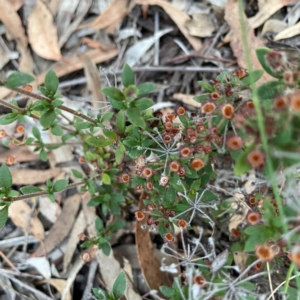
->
[233,251,249,274]
[49,278,72,300]
[0,45,10,69]
[63,210,86,273]
[81,0,131,30]
[9,200,45,241]
[135,0,202,51]
[173,93,201,108]
[37,47,118,85]
[11,168,62,185]
[185,13,216,37]
[224,0,272,83]
[249,0,297,29]
[274,21,300,41]
[136,197,172,293]
[33,194,81,256]
[0,0,27,48]
[261,19,288,36]
[81,37,114,50]
[27,0,62,60]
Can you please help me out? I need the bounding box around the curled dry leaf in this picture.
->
[0,0,27,48]
[224,0,272,83]
[9,200,45,241]
[37,47,118,85]
[173,93,201,108]
[135,0,202,51]
[33,194,81,256]
[185,13,216,38]
[249,0,297,29]
[49,278,72,300]
[81,0,131,31]
[27,0,62,60]
[274,21,300,41]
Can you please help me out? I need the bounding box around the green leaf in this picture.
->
[256,48,283,79]
[95,217,104,231]
[103,128,117,139]
[86,136,112,147]
[6,72,35,88]
[101,112,114,123]
[160,286,173,297]
[32,126,41,140]
[45,69,59,94]
[197,81,214,92]
[40,109,56,129]
[101,242,111,256]
[92,288,107,300]
[25,137,35,145]
[102,87,125,101]
[201,190,218,203]
[122,64,135,87]
[20,186,43,194]
[48,193,55,202]
[193,94,209,103]
[137,82,156,96]
[53,179,68,192]
[102,173,111,185]
[127,107,145,128]
[0,164,12,190]
[109,99,127,110]
[115,148,123,164]
[71,169,84,179]
[51,125,63,136]
[75,122,91,130]
[240,70,264,88]
[51,99,64,107]
[0,113,19,125]
[135,98,154,110]
[256,81,285,100]
[116,111,125,132]
[0,205,9,230]
[112,271,126,299]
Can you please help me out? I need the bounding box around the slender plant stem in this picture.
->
[2,181,85,202]
[284,263,295,292]
[0,84,97,125]
[30,141,83,147]
[0,99,77,133]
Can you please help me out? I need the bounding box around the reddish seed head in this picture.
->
[178,218,187,229]
[176,106,186,115]
[221,104,235,119]
[266,51,284,70]
[180,146,192,158]
[203,145,212,154]
[159,175,169,186]
[274,95,287,111]
[248,196,256,206]
[82,252,93,263]
[190,158,205,171]
[201,102,216,115]
[284,70,294,84]
[288,245,300,268]
[186,127,196,137]
[0,129,7,138]
[233,67,248,79]
[164,232,174,242]
[178,166,186,177]
[196,124,205,132]
[226,136,243,151]
[289,91,300,112]
[158,205,164,211]
[255,244,274,262]
[166,112,176,121]
[78,157,85,164]
[210,91,221,101]
[246,211,261,225]
[135,211,145,221]
[195,145,204,153]
[246,101,254,109]
[15,124,25,133]
[225,85,233,97]
[231,228,241,239]
[163,134,173,144]
[169,161,180,172]
[141,167,153,179]
[147,203,156,211]
[146,181,153,191]
[253,262,263,272]
[193,275,206,287]
[147,217,155,225]
[171,127,180,135]
[247,150,265,168]
[120,173,130,183]
[23,84,33,92]
[6,155,15,166]
[164,121,173,130]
